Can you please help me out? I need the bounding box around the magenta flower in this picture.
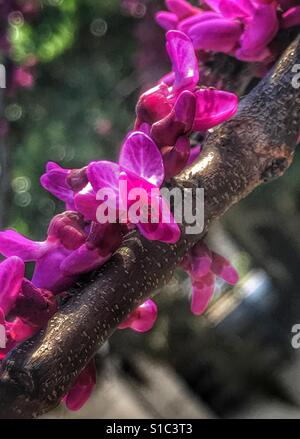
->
[0,212,120,292]
[181,242,239,315]
[0,257,24,317]
[118,299,158,332]
[136,30,237,177]
[75,131,181,244]
[156,0,300,62]
[137,30,237,134]
[13,278,58,328]
[64,359,97,411]
[40,162,88,211]
[0,257,57,360]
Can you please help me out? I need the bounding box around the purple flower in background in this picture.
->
[156,0,300,62]
[75,131,181,244]
[118,299,158,332]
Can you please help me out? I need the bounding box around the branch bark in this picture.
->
[1,36,300,419]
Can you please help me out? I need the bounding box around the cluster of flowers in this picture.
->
[0,29,239,410]
[156,0,300,62]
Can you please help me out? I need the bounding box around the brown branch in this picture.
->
[1,36,300,419]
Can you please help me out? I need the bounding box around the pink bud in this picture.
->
[118,299,158,333]
[191,272,215,315]
[162,136,191,179]
[211,252,239,285]
[155,11,179,30]
[190,242,212,279]
[47,212,86,250]
[66,167,88,192]
[136,83,171,126]
[166,0,200,19]
[64,359,97,411]
[14,279,58,328]
[151,90,196,147]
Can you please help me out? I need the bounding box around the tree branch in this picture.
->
[1,35,300,419]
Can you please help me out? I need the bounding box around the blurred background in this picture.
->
[1,0,300,419]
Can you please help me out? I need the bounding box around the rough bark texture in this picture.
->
[1,36,300,419]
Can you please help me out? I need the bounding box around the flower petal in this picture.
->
[238,4,279,58]
[211,252,239,284]
[15,279,58,328]
[74,186,99,222]
[118,299,158,332]
[119,131,165,187]
[61,244,110,276]
[281,6,300,29]
[279,0,299,11]
[162,136,191,179]
[40,164,74,209]
[0,257,24,316]
[190,242,212,279]
[136,83,171,126]
[166,30,199,91]
[187,144,202,165]
[155,11,179,30]
[137,196,181,244]
[191,272,215,316]
[9,317,37,343]
[46,161,61,172]
[235,45,272,62]
[219,0,255,19]
[188,18,242,53]
[178,12,222,34]
[87,161,120,194]
[202,0,221,12]
[32,246,74,292]
[0,230,47,261]
[166,0,199,19]
[64,359,97,411]
[151,90,196,147]
[193,89,238,131]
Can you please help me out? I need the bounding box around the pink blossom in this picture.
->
[40,162,88,211]
[0,257,56,360]
[156,0,300,62]
[64,359,97,411]
[181,242,239,315]
[118,299,158,332]
[75,131,181,244]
